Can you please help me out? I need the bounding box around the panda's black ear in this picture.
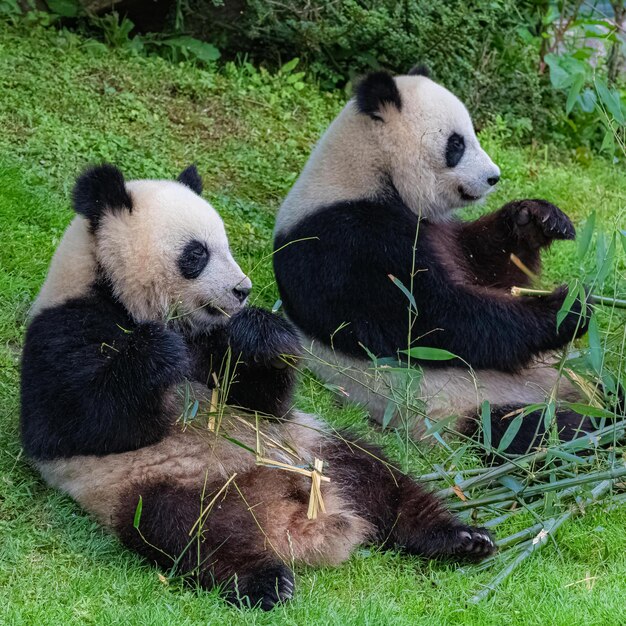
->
[355,71,402,121]
[408,64,430,78]
[177,165,203,195]
[72,164,132,231]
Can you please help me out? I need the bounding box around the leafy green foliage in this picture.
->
[0,20,625,625]
[184,0,550,132]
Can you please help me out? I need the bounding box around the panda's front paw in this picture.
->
[229,307,301,367]
[128,322,190,385]
[505,199,575,248]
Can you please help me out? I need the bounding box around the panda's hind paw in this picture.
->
[413,524,496,563]
[450,526,497,561]
[226,563,295,611]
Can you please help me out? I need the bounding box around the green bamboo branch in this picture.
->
[468,480,614,603]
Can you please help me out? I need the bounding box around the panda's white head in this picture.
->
[276,66,500,232]
[68,164,250,330]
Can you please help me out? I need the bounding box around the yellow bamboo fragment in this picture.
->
[510,253,538,281]
[188,472,237,536]
[255,456,330,520]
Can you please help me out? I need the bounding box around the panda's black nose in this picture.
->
[233,286,251,302]
[487,175,500,186]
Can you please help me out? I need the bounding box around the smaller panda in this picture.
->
[273,67,592,452]
[21,164,496,611]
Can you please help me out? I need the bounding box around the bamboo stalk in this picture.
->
[468,480,613,603]
[451,465,626,511]
[511,286,626,309]
[496,522,546,549]
[440,420,626,499]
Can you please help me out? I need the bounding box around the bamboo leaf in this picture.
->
[562,402,615,419]
[382,400,396,430]
[587,314,603,374]
[388,274,417,312]
[402,347,457,360]
[498,475,524,494]
[557,284,579,330]
[133,496,143,529]
[481,400,492,453]
[423,418,452,450]
[577,212,595,260]
[497,415,523,452]
[543,401,556,431]
[545,448,586,464]
[424,413,459,435]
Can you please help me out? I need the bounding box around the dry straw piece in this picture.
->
[255,456,330,519]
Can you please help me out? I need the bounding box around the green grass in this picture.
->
[1,21,626,626]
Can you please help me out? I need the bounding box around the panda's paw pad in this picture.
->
[514,200,575,243]
[231,564,295,611]
[450,526,496,561]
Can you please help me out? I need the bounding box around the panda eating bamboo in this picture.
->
[273,66,592,452]
[21,164,496,611]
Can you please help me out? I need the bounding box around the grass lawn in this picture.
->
[1,21,626,626]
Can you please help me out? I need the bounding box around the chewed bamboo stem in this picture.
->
[511,286,626,309]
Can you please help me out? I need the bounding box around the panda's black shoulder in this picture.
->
[275,195,418,251]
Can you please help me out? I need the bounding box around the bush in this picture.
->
[186,0,551,132]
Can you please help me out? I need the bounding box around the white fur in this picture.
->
[32,179,251,332]
[300,335,580,437]
[275,74,499,235]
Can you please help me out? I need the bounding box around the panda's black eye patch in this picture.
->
[445,133,465,168]
[178,240,209,280]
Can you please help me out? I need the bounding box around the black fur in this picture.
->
[177,164,203,195]
[188,307,301,417]
[113,433,494,611]
[72,164,132,231]
[21,279,300,458]
[469,404,593,456]
[460,199,575,288]
[273,194,588,372]
[21,282,189,459]
[407,63,430,77]
[445,132,465,168]
[178,239,210,279]
[322,436,495,561]
[355,71,402,120]
[115,478,293,610]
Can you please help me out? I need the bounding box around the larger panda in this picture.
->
[273,68,591,452]
[21,164,496,611]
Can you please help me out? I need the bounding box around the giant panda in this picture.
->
[21,163,496,611]
[273,68,592,454]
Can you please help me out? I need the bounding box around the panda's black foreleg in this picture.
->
[21,298,189,458]
[459,199,575,290]
[115,478,294,611]
[223,307,301,417]
[322,437,496,562]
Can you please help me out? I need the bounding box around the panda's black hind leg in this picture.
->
[485,404,593,456]
[224,562,295,611]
